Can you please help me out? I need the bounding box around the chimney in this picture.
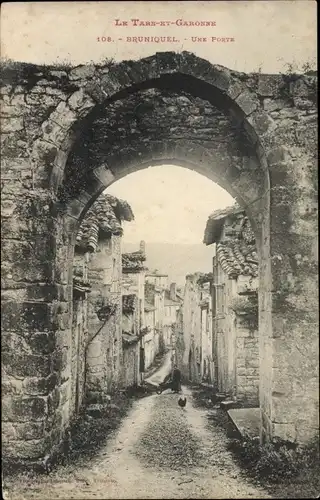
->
[140,240,146,255]
[170,282,176,301]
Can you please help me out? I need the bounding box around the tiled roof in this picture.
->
[203,202,242,245]
[76,194,134,252]
[216,241,258,278]
[122,250,147,272]
[216,215,258,278]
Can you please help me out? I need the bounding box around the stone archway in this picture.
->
[1,52,318,465]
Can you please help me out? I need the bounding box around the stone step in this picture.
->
[220,400,239,411]
[227,407,261,439]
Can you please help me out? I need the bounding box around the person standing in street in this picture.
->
[171,364,182,393]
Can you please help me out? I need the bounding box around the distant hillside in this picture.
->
[122,242,214,287]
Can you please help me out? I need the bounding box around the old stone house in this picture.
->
[144,301,158,370]
[121,294,140,387]
[121,243,147,384]
[163,283,183,347]
[145,275,166,353]
[145,271,182,351]
[179,273,214,384]
[203,204,259,406]
[72,193,134,408]
[198,275,214,384]
[145,271,169,290]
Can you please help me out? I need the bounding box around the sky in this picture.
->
[106,165,234,244]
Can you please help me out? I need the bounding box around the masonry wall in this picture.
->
[214,276,238,395]
[213,257,260,404]
[182,276,202,383]
[85,234,122,403]
[144,309,158,369]
[235,320,259,406]
[1,55,317,463]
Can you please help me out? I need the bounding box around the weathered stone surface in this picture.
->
[1,54,318,465]
[1,117,24,133]
[2,396,47,422]
[1,301,54,333]
[257,74,284,97]
[3,437,50,459]
[23,374,58,396]
[14,421,45,440]
[235,91,259,116]
[2,352,52,378]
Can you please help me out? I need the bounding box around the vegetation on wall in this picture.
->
[230,293,258,331]
[228,434,320,496]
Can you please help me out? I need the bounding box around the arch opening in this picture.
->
[54,63,270,436]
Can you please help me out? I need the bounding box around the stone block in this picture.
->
[23,374,58,396]
[2,422,17,441]
[28,332,56,354]
[228,407,261,439]
[263,98,287,113]
[235,91,259,116]
[59,381,70,405]
[257,75,284,97]
[1,117,24,132]
[48,388,61,416]
[272,422,297,443]
[3,437,50,460]
[2,352,52,378]
[69,64,96,81]
[48,101,77,130]
[246,358,259,369]
[236,368,247,376]
[2,378,23,396]
[3,396,47,422]
[220,400,238,411]
[14,421,45,440]
[86,341,103,358]
[267,145,291,166]
[52,348,69,372]
[1,301,54,333]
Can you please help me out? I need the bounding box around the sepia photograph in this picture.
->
[1,1,318,498]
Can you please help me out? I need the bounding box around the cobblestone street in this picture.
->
[5,384,271,499]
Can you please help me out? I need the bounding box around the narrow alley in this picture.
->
[5,366,270,499]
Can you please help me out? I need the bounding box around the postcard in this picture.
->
[1,2,318,499]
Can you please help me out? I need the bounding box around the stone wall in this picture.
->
[70,295,88,414]
[85,234,122,402]
[1,52,318,463]
[144,309,158,369]
[236,325,259,406]
[212,254,260,405]
[181,274,202,383]
[121,342,140,388]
